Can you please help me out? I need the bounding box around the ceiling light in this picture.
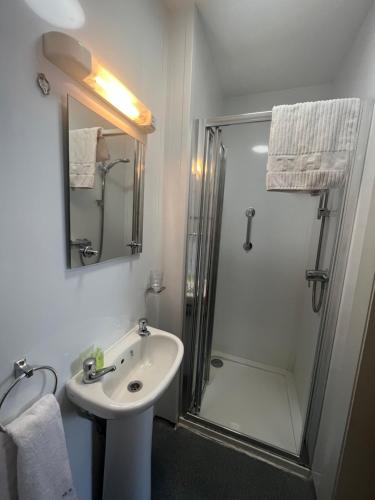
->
[252,145,269,154]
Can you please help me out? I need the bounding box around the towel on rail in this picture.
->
[69,126,108,188]
[6,394,77,500]
[0,432,18,500]
[266,98,361,191]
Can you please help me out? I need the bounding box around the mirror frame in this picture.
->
[65,94,146,268]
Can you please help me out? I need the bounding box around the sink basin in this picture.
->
[66,326,183,419]
[66,325,184,500]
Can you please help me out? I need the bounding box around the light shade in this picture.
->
[25,0,85,29]
[43,31,155,133]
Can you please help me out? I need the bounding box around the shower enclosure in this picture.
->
[181,108,370,465]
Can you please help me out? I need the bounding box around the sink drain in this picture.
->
[211,358,223,368]
[127,380,143,393]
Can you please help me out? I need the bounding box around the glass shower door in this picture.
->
[183,118,343,457]
[182,125,226,415]
[182,103,369,463]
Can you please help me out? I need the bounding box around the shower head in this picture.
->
[100,158,130,174]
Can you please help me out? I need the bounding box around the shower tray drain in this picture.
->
[211,358,224,368]
[127,380,143,393]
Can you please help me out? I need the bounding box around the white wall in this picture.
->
[312,4,375,498]
[0,1,168,498]
[157,4,223,421]
[334,1,375,99]
[190,9,224,120]
[312,113,375,500]
[224,83,334,115]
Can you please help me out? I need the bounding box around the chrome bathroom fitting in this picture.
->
[70,239,99,259]
[70,238,92,247]
[138,318,151,337]
[79,246,99,258]
[82,358,116,384]
[0,358,58,432]
[306,190,331,312]
[127,241,142,250]
[37,73,51,96]
[99,158,130,175]
[305,269,329,285]
[243,207,256,252]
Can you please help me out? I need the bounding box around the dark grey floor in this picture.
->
[152,419,316,500]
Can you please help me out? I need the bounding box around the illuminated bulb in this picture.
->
[252,145,269,154]
[83,60,153,128]
[94,75,140,120]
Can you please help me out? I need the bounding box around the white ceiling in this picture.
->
[166,0,373,96]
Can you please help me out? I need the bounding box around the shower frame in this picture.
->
[179,104,372,471]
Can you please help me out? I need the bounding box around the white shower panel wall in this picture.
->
[212,122,317,371]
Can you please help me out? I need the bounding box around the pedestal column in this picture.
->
[103,406,154,500]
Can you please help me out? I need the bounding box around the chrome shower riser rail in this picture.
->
[305,190,330,313]
[79,158,132,266]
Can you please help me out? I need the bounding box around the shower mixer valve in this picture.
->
[305,269,329,287]
[70,238,99,258]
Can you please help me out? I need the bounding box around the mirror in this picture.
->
[67,96,144,268]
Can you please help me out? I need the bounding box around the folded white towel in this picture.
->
[6,394,77,500]
[266,98,361,191]
[0,433,18,500]
[69,127,100,188]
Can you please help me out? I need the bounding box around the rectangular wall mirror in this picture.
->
[66,95,145,268]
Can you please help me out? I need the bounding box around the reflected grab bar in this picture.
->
[243,207,255,252]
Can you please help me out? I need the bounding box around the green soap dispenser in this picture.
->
[95,347,104,370]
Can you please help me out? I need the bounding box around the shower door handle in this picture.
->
[243,207,255,252]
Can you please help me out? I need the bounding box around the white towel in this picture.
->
[6,394,77,500]
[266,98,361,191]
[0,433,18,500]
[69,126,100,188]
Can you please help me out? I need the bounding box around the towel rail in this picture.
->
[0,358,58,432]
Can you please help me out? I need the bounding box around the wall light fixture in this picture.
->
[43,31,155,133]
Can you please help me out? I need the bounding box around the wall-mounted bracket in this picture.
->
[37,73,51,96]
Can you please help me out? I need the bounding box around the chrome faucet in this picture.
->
[138,318,151,337]
[82,357,116,384]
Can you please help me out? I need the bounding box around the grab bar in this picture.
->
[0,358,58,432]
[243,207,255,251]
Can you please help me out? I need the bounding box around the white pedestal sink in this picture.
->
[66,326,184,500]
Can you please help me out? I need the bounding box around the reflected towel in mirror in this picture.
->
[69,126,101,188]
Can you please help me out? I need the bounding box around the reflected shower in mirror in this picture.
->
[67,96,144,268]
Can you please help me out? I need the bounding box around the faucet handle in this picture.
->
[138,318,148,331]
[138,318,151,336]
[83,357,96,377]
